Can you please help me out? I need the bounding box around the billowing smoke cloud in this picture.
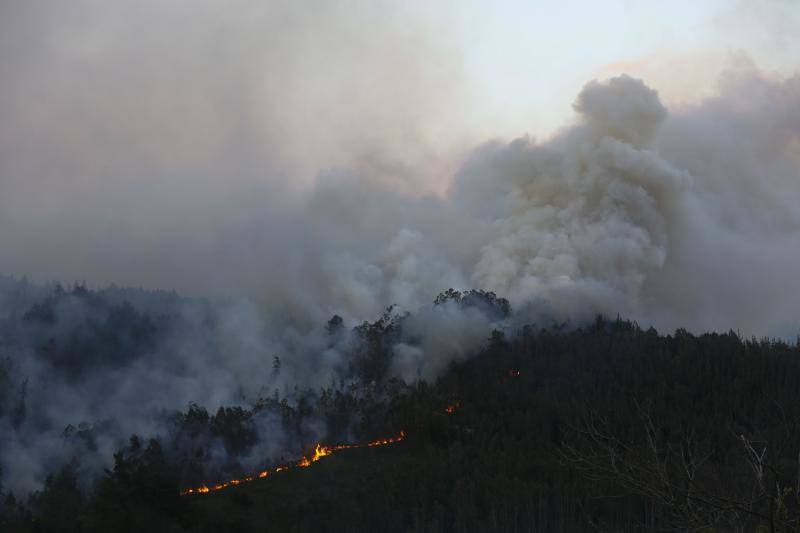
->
[290,69,800,335]
[648,71,800,335]
[1,2,800,497]
[470,76,688,319]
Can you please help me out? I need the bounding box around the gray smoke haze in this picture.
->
[0,281,506,492]
[2,2,798,335]
[0,0,473,299]
[1,1,800,495]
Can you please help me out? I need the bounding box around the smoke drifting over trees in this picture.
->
[0,279,510,493]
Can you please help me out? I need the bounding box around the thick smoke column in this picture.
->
[471,75,690,319]
[300,70,800,335]
[378,70,799,336]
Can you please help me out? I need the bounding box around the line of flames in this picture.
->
[181,430,406,495]
[183,369,518,495]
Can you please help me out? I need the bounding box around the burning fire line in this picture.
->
[180,431,406,496]
[183,370,517,495]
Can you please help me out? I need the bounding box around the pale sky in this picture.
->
[449,0,800,139]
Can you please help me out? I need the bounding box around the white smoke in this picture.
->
[470,76,690,319]
[300,69,800,337]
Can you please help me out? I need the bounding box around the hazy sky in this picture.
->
[455,0,800,137]
[0,0,798,298]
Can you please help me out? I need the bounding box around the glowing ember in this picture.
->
[498,369,521,385]
[366,431,405,447]
[444,402,459,414]
[180,430,406,496]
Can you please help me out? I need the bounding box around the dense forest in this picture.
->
[1,280,800,532]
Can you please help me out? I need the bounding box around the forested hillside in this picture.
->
[2,284,799,532]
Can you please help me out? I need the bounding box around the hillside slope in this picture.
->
[4,317,800,532]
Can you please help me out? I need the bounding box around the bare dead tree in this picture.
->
[559,402,800,532]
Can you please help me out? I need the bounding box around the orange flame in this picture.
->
[180,430,405,496]
[444,402,459,414]
[366,430,405,447]
[296,443,333,468]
